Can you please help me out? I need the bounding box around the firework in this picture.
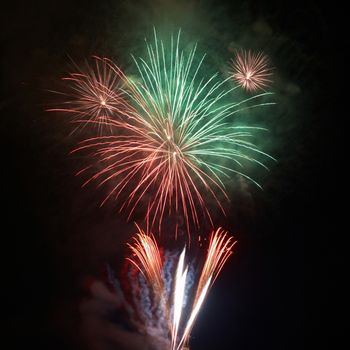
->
[48,56,132,132]
[115,226,236,350]
[229,49,272,92]
[72,30,274,235]
[127,225,164,294]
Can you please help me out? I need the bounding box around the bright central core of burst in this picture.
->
[162,123,181,159]
[165,135,178,158]
[99,95,108,107]
[245,71,252,80]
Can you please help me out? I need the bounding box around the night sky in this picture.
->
[2,1,339,349]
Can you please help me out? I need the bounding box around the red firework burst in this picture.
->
[48,56,133,131]
[230,50,272,92]
[72,114,227,238]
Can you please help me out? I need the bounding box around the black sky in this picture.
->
[2,1,340,349]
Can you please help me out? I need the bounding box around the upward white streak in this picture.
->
[177,276,212,350]
[171,248,188,350]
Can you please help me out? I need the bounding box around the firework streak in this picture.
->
[114,226,236,350]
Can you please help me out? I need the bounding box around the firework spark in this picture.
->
[127,225,164,294]
[48,56,132,132]
[117,226,236,350]
[229,49,272,92]
[72,31,274,235]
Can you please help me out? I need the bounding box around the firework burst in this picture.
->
[229,49,273,92]
[72,31,274,235]
[114,226,236,350]
[48,56,132,132]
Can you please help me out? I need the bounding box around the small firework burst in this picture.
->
[230,49,272,92]
[48,56,132,132]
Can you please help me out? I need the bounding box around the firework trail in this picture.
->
[47,56,132,133]
[113,226,236,350]
[127,225,164,294]
[229,49,273,92]
[71,30,274,236]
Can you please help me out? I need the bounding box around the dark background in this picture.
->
[2,1,340,349]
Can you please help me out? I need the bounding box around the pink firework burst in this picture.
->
[48,56,132,131]
[230,50,272,92]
